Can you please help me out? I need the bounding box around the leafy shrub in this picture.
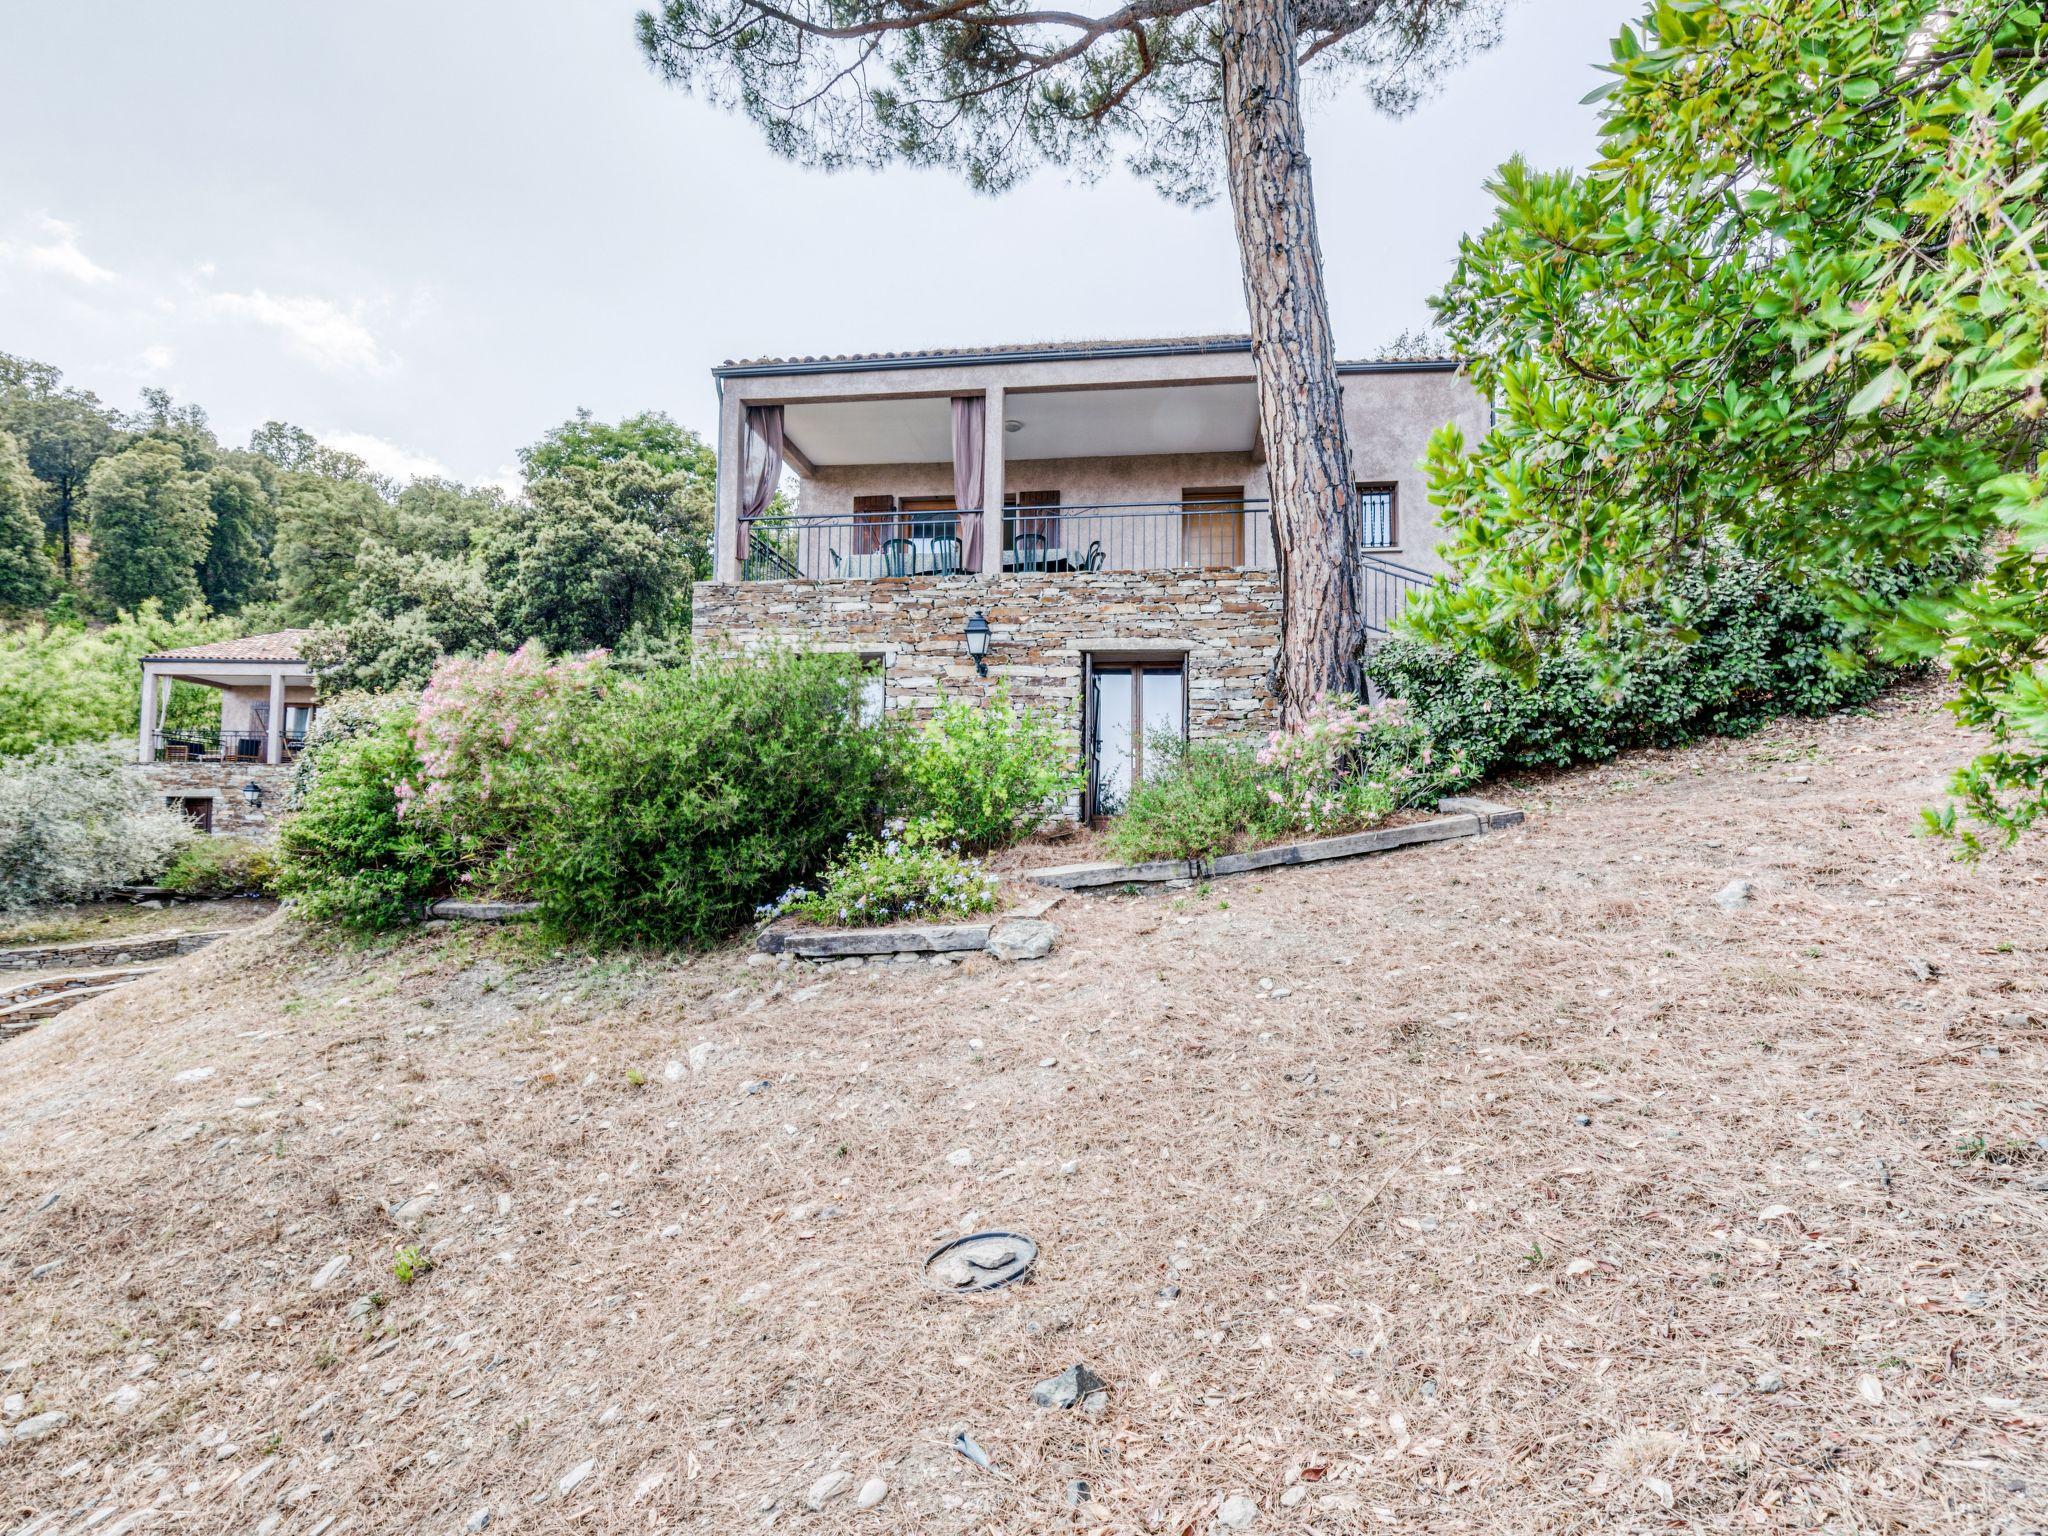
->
[287,688,416,808]
[406,643,607,894]
[159,837,279,897]
[1373,555,1953,786]
[1107,737,1292,862]
[0,741,192,911]
[275,710,453,932]
[894,683,1080,850]
[763,837,1000,927]
[1108,697,1442,864]
[529,649,892,948]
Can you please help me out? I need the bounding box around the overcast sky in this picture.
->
[1,1,1636,493]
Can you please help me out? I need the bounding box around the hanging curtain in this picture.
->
[951,395,985,572]
[735,404,785,564]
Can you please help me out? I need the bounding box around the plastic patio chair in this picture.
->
[881,538,915,577]
[931,535,964,576]
[1083,540,1106,571]
[1012,531,1048,572]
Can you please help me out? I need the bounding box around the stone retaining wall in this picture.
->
[0,930,220,972]
[692,571,1283,736]
[135,761,294,838]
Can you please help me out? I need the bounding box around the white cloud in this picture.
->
[1,215,117,285]
[203,289,390,373]
[137,344,175,374]
[481,463,525,499]
[318,430,451,483]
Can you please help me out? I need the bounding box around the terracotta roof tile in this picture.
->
[142,629,312,664]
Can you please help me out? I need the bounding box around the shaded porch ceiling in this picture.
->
[781,380,1259,468]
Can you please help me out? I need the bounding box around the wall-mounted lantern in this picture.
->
[963,610,992,678]
[241,780,264,812]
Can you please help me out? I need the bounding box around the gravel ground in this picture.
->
[1,680,2043,1536]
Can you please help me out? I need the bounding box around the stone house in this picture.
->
[135,630,317,836]
[691,334,1487,816]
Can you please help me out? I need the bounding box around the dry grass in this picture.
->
[1,680,2044,1535]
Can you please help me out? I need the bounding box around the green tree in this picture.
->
[0,602,235,757]
[0,430,56,613]
[482,470,686,653]
[81,439,214,614]
[522,410,716,606]
[0,352,117,582]
[1421,0,2046,849]
[274,476,400,622]
[636,0,1506,723]
[198,465,275,614]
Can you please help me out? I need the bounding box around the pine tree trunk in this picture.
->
[1217,0,1361,727]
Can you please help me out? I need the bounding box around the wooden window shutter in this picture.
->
[851,494,896,554]
[1004,489,1060,547]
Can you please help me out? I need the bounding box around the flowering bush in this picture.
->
[0,742,192,912]
[893,684,1080,850]
[1261,695,1470,821]
[762,837,1000,928]
[403,643,609,894]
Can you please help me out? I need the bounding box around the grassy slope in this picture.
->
[0,681,2043,1534]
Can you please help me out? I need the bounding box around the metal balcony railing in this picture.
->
[152,726,308,765]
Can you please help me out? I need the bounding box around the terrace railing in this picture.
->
[1358,553,1438,639]
[745,513,983,581]
[151,726,308,765]
[739,495,1441,631]
[999,498,1276,574]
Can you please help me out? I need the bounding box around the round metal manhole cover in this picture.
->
[922,1230,1038,1294]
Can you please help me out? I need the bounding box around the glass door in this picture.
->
[1086,656,1185,817]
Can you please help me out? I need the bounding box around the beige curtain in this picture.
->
[736,404,785,562]
[951,395,984,571]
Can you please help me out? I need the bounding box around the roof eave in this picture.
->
[711,342,1462,381]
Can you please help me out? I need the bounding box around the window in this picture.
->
[170,796,214,833]
[897,495,959,542]
[1356,482,1398,549]
[1084,654,1186,818]
[284,704,314,740]
[855,655,886,727]
[1181,485,1246,568]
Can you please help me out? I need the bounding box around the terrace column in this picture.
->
[979,384,1005,578]
[136,665,159,764]
[265,668,285,766]
[714,393,745,583]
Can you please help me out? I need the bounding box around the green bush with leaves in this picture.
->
[1422,0,2046,847]
[1107,736,1293,863]
[762,837,1000,928]
[159,837,280,898]
[275,710,453,932]
[1109,697,1440,863]
[894,683,1080,850]
[1372,555,1950,784]
[529,649,891,948]
[0,741,192,912]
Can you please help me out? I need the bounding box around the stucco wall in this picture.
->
[217,684,318,734]
[755,367,1486,579]
[1337,368,1491,579]
[137,761,294,839]
[694,572,1283,738]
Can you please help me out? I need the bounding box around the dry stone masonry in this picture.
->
[694,571,1284,736]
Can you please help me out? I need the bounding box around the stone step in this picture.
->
[0,982,133,1032]
[0,928,225,973]
[0,966,159,1009]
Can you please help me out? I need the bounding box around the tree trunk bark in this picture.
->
[1217,0,1361,727]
